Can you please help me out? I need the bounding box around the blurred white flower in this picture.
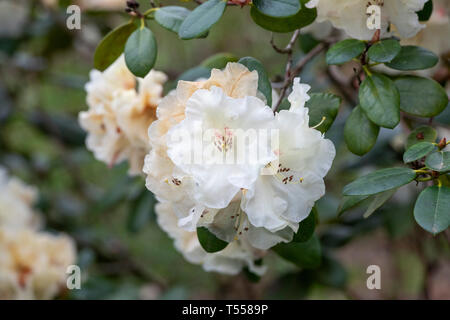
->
[0,169,76,300]
[316,0,428,40]
[0,169,40,230]
[0,228,76,300]
[155,202,266,276]
[79,56,167,175]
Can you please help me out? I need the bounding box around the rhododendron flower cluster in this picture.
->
[0,169,76,300]
[141,63,335,274]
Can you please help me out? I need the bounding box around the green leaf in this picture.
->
[124,26,157,78]
[315,254,347,289]
[386,46,438,71]
[201,52,238,69]
[306,93,341,133]
[344,106,380,156]
[293,207,317,242]
[414,185,450,235]
[154,6,191,33]
[299,33,319,54]
[253,0,300,18]
[417,0,433,21]
[403,142,435,163]
[406,125,437,149]
[273,235,321,269]
[177,66,211,81]
[238,56,272,106]
[94,22,137,71]
[243,267,261,283]
[363,188,397,218]
[197,227,228,253]
[178,0,226,40]
[367,39,401,63]
[325,39,365,65]
[127,192,155,233]
[425,151,450,172]
[337,195,369,216]
[250,0,317,33]
[343,168,416,196]
[394,76,448,118]
[359,73,400,129]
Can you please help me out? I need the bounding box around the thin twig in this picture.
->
[270,29,300,54]
[273,42,328,112]
[326,65,358,105]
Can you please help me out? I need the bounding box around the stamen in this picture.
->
[312,116,326,129]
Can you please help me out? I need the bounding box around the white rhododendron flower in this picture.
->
[79,56,167,175]
[144,63,265,227]
[144,63,335,259]
[306,0,319,9]
[316,0,428,40]
[155,202,266,276]
[243,78,335,232]
[166,86,276,209]
[0,169,40,230]
[0,228,76,300]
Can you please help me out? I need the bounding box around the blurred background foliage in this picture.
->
[0,0,449,299]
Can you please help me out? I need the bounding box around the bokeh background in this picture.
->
[0,0,449,299]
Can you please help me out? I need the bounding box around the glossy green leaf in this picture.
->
[178,0,226,40]
[417,0,433,21]
[337,195,369,216]
[343,168,416,196]
[315,254,348,288]
[306,93,341,133]
[395,76,448,118]
[293,207,317,242]
[124,27,157,78]
[250,0,317,33]
[367,39,401,63]
[386,46,438,71]
[94,22,137,71]
[154,6,190,33]
[359,73,400,129]
[344,106,380,156]
[363,188,397,218]
[202,52,238,69]
[414,185,450,235]
[197,227,228,253]
[403,142,435,163]
[299,33,319,54]
[253,0,300,18]
[273,235,321,269]
[326,39,365,65]
[238,56,272,106]
[425,151,450,172]
[406,125,437,149]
